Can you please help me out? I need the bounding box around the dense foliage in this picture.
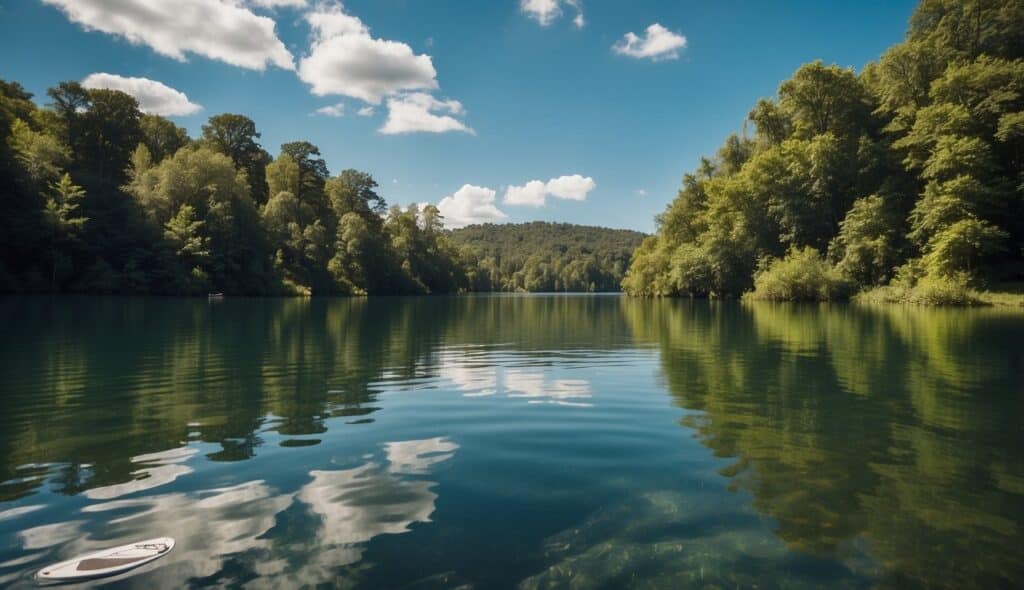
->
[624,0,1024,302]
[449,222,645,292]
[0,80,483,295]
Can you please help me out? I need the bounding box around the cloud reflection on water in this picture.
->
[437,352,593,407]
[83,447,198,500]
[5,437,457,587]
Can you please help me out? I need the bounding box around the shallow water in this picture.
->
[0,295,1022,589]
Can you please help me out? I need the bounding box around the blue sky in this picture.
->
[0,0,917,232]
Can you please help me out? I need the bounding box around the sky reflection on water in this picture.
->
[0,296,1022,589]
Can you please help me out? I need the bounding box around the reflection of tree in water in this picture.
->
[624,299,1024,589]
[0,296,632,500]
[0,297,448,498]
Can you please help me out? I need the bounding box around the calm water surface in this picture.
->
[0,295,1022,589]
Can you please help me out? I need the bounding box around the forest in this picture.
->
[449,222,644,292]
[0,78,648,296]
[623,0,1024,304]
[0,83,474,295]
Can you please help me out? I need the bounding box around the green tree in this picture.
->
[921,218,1007,277]
[140,114,189,163]
[44,173,88,291]
[9,118,69,189]
[126,146,267,292]
[829,194,903,286]
[201,114,270,204]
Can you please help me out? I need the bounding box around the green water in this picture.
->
[0,296,1022,589]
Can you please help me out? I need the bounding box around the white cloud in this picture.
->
[436,185,507,228]
[504,180,548,207]
[313,102,345,117]
[521,0,560,25]
[357,106,376,117]
[504,174,596,207]
[545,174,595,200]
[81,73,201,116]
[249,0,307,8]
[613,23,687,61]
[299,3,438,104]
[379,92,473,135]
[41,0,294,71]
[521,0,583,27]
[634,188,647,197]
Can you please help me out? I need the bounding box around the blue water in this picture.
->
[0,296,1022,588]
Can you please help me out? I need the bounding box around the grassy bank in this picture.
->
[854,282,1024,308]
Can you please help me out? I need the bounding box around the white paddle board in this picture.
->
[36,537,174,582]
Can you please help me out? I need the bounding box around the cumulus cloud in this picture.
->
[437,185,508,228]
[357,106,376,117]
[81,73,201,116]
[313,102,345,117]
[545,174,596,200]
[521,0,584,28]
[504,174,596,207]
[613,23,687,61]
[379,92,473,135]
[504,180,548,207]
[299,3,438,104]
[41,0,294,71]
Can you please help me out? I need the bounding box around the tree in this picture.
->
[778,61,872,139]
[125,146,266,292]
[201,114,270,204]
[922,218,1007,277]
[9,118,69,189]
[140,114,189,163]
[58,86,142,185]
[909,0,1024,61]
[829,194,903,285]
[266,153,301,198]
[44,173,88,290]
[327,169,387,220]
[749,98,793,145]
[280,141,329,201]
[624,0,1024,301]
[164,204,211,292]
[262,189,316,290]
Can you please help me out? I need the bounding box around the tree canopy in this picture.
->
[624,0,1024,302]
[0,84,638,295]
[0,81,482,295]
[449,222,645,292]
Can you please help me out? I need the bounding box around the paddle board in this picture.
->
[36,537,174,582]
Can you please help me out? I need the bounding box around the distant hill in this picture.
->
[448,222,647,292]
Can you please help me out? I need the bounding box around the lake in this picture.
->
[0,295,1022,589]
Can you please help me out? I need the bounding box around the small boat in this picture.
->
[36,537,174,583]
[207,292,224,299]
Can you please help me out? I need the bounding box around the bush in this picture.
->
[745,247,852,301]
[854,262,983,306]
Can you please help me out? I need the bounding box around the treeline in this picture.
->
[0,81,470,295]
[449,222,645,292]
[624,0,1024,303]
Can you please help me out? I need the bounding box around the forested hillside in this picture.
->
[450,222,645,292]
[0,82,475,295]
[624,0,1024,303]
